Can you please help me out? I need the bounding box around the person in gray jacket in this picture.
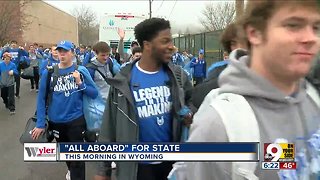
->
[94,18,193,180]
[186,1,320,180]
[0,52,18,114]
[86,41,115,102]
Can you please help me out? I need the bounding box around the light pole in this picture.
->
[149,0,153,19]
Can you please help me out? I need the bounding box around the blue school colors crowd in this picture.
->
[0,38,208,117]
[3,1,320,179]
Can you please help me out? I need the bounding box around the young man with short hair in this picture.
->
[95,18,193,180]
[0,52,18,114]
[206,22,246,80]
[171,46,185,67]
[39,45,60,76]
[182,50,191,65]
[121,40,140,63]
[110,45,121,65]
[190,49,206,86]
[120,46,142,68]
[32,40,98,180]
[3,40,28,98]
[33,43,44,57]
[77,44,86,65]
[27,44,42,91]
[86,41,114,102]
[187,1,320,179]
[131,46,142,60]
[191,22,248,109]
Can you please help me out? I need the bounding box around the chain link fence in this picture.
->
[173,30,224,67]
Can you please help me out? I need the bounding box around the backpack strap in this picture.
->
[107,57,115,77]
[47,65,59,106]
[73,62,78,70]
[44,67,53,110]
[210,91,260,180]
[172,65,185,106]
[306,80,320,108]
[86,62,97,70]
[86,62,108,82]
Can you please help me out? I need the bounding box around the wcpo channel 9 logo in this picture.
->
[24,143,57,161]
[264,143,295,162]
[262,143,296,170]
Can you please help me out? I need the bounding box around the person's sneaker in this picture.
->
[111,162,117,169]
[30,88,35,92]
[9,111,15,115]
[15,95,20,99]
[65,170,70,180]
[36,89,39,93]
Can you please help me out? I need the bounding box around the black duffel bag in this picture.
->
[19,115,54,144]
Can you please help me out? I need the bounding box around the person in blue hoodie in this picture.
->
[190,49,206,86]
[0,47,3,61]
[3,40,28,98]
[0,52,18,115]
[32,40,98,180]
[171,46,185,67]
[77,45,86,65]
[82,46,95,66]
[33,43,44,57]
[39,45,60,76]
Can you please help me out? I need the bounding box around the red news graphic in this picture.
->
[279,162,297,170]
[262,143,296,170]
[25,146,55,157]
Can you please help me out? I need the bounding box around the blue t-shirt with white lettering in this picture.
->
[130,62,173,143]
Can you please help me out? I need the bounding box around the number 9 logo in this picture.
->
[266,144,282,161]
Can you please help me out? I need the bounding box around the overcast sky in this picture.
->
[44,0,230,33]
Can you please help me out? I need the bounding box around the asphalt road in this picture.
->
[0,79,99,180]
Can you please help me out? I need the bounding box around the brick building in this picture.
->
[1,1,78,48]
[23,1,78,48]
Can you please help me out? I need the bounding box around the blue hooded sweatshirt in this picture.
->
[206,60,229,77]
[36,64,98,128]
[172,53,185,67]
[0,61,19,87]
[82,51,95,66]
[3,48,28,67]
[39,55,60,76]
[78,52,86,65]
[190,57,206,78]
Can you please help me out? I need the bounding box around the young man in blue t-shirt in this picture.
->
[32,40,98,180]
[95,18,193,180]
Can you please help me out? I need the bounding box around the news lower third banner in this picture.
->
[24,142,259,162]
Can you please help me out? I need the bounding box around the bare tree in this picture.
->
[72,5,99,46]
[199,2,236,32]
[0,1,31,46]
